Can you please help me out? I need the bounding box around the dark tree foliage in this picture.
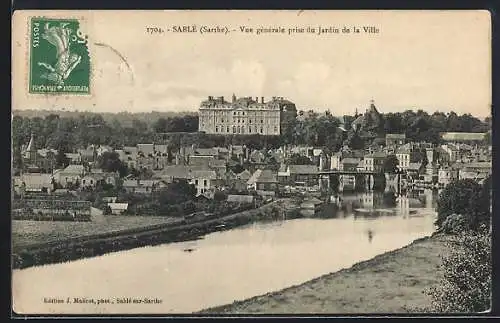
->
[55,148,70,168]
[12,109,489,163]
[436,178,491,231]
[97,152,128,177]
[158,179,196,206]
[287,153,313,165]
[382,154,399,174]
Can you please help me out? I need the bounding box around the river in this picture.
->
[12,190,438,314]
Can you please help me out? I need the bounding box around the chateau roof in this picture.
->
[441,132,486,141]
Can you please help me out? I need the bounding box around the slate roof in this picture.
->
[364,151,387,159]
[236,170,252,180]
[247,169,277,184]
[342,158,361,164]
[386,133,406,139]
[61,164,85,174]
[288,165,318,174]
[137,144,155,156]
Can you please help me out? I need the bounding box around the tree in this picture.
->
[55,148,70,168]
[436,179,491,231]
[103,205,112,215]
[158,179,196,207]
[98,152,125,176]
[287,153,313,165]
[382,154,399,174]
[426,231,491,313]
[213,190,226,202]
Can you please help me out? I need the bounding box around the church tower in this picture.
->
[25,133,36,163]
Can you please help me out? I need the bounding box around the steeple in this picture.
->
[25,133,36,161]
[232,93,236,103]
[26,133,35,152]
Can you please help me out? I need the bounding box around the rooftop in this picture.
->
[288,165,318,174]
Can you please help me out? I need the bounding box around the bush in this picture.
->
[436,179,490,231]
[425,232,491,313]
[439,213,468,234]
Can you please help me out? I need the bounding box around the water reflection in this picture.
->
[319,189,439,220]
[12,189,439,314]
[367,229,374,243]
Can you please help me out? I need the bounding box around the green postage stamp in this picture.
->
[29,17,90,94]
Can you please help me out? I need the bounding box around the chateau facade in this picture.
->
[198,94,297,135]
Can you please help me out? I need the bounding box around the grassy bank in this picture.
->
[12,215,182,248]
[12,199,291,269]
[199,233,454,314]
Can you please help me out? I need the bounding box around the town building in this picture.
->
[278,164,319,188]
[123,179,167,194]
[198,94,297,135]
[363,151,387,172]
[386,133,406,147]
[340,158,361,172]
[247,169,278,196]
[13,173,54,194]
[438,167,459,187]
[107,202,129,215]
[55,164,85,187]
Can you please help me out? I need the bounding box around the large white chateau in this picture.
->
[198,94,297,135]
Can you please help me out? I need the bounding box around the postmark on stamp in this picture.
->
[29,17,90,94]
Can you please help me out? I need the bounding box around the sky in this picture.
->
[12,10,492,118]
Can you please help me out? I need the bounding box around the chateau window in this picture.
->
[242,112,245,115]
[249,119,252,124]
[274,126,278,133]
[233,126,236,133]
[238,119,240,123]
[261,119,264,123]
[249,127,252,133]
[241,127,245,134]
[204,180,207,187]
[260,127,263,134]
[237,126,241,133]
[242,120,245,123]
[215,126,219,133]
[233,112,236,115]
[221,118,224,123]
[227,126,230,133]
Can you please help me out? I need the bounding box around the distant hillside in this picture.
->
[12,109,198,127]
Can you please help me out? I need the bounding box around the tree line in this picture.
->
[12,109,490,170]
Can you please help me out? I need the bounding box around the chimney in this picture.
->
[220,96,224,102]
[255,96,258,102]
[208,96,213,100]
[261,97,264,104]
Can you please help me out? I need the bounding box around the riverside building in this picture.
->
[198,94,297,135]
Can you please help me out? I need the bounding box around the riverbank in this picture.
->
[199,233,454,314]
[12,199,291,269]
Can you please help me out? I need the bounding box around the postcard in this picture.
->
[11,10,492,315]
